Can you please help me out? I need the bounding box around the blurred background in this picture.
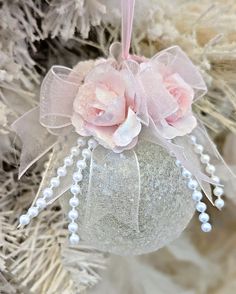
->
[0,0,236,293]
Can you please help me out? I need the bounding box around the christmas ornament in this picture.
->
[13,0,234,255]
[60,140,195,255]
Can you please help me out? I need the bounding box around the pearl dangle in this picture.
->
[19,138,84,227]
[68,138,97,245]
[175,160,212,232]
[189,135,224,210]
[19,137,98,246]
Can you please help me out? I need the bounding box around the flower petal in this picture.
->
[72,114,117,149]
[93,86,126,126]
[155,114,197,139]
[113,108,142,147]
[172,114,197,134]
[71,113,92,136]
[165,73,194,103]
[89,125,117,149]
[113,136,138,153]
[86,62,126,97]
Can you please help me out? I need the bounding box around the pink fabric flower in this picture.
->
[140,46,207,139]
[160,72,196,138]
[71,63,142,151]
[71,46,207,149]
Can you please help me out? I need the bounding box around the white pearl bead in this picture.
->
[77,138,86,146]
[200,154,210,164]
[69,233,80,245]
[175,160,182,167]
[211,175,220,184]
[69,197,79,207]
[190,135,197,144]
[72,171,83,182]
[19,214,30,225]
[194,144,204,154]
[28,207,39,218]
[68,209,79,220]
[192,190,203,202]
[187,179,198,190]
[68,222,78,233]
[36,198,47,209]
[88,138,98,149]
[57,166,67,177]
[73,171,83,182]
[213,186,224,197]
[196,201,207,212]
[201,222,212,233]
[82,148,91,159]
[205,164,216,174]
[50,177,60,187]
[70,146,80,156]
[64,156,73,166]
[76,160,86,170]
[199,212,209,223]
[43,188,53,199]
[214,198,225,209]
[182,169,192,178]
[70,184,81,195]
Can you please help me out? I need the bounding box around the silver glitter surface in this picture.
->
[61,141,195,256]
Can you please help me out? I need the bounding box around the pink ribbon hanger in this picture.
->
[121,0,135,59]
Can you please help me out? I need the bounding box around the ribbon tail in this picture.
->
[84,145,141,231]
[197,179,213,205]
[11,107,58,179]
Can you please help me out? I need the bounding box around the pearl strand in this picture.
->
[68,138,98,245]
[189,135,224,210]
[18,137,85,227]
[175,160,212,233]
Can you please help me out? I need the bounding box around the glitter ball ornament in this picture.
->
[15,0,233,256]
[61,141,195,255]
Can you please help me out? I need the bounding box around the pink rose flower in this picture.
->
[71,63,142,151]
[160,72,196,138]
[140,46,207,139]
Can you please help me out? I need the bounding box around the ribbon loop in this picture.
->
[150,46,207,100]
[40,66,82,130]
